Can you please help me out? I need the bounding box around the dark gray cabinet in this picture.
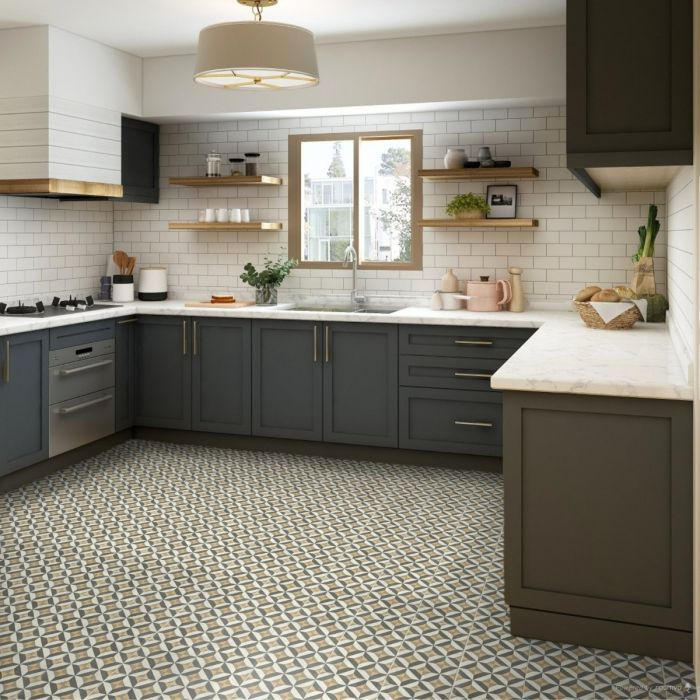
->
[115,317,137,432]
[323,323,398,447]
[192,317,251,435]
[504,391,693,661]
[252,320,323,441]
[567,0,693,194]
[0,330,49,476]
[134,316,192,430]
[398,325,534,456]
[122,117,159,203]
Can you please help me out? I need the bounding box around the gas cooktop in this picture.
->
[0,296,119,318]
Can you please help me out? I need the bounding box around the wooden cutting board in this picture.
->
[184,301,256,308]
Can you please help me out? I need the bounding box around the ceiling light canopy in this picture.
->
[194,0,319,90]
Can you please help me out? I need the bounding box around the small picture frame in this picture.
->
[486,184,517,219]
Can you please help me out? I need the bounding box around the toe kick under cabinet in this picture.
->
[398,325,535,456]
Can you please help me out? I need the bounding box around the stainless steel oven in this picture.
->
[49,338,115,457]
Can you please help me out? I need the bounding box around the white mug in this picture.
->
[197,210,206,223]
[241,209,250,223]
[216,208,229,223]
[204,208,215,222]
[229,208,241,223]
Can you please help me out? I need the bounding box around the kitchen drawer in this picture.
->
[400,355,502,392]
[49,354,115,405]
[49,320,115,350]
[49,388,115,457]
[399,387,502,456]
[399,325,534,360]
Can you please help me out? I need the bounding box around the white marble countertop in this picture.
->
[0,300,692,401]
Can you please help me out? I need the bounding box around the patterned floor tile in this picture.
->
[0,440,695,700]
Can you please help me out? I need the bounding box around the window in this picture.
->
[289,131,422,269]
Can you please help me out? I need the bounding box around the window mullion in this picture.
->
[353,136,360,262]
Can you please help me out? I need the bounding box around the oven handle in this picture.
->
[54,394,113,415]
[57,359,113,376]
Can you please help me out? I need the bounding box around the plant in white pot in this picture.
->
[446,193,490,220]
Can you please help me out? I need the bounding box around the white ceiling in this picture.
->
[0,0,565,58]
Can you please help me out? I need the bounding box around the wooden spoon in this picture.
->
[113,250,128,274]
[126,257,136,276]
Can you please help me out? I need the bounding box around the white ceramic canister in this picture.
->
[444,148,466,169]
[216,208,229,223]
[138,266,168,301]
[229,208,242,223]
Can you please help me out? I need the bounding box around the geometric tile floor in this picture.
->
[0,440,695,699]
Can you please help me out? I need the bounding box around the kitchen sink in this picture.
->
[291,305,403,314]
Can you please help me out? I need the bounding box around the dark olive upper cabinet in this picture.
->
[115,317,137,432]
[192,317,251,435]
[122,117,159,203]
[567,0,693,173]
[134,316,191,429]
[252,321,323,441]
[323,323,398,448]
[0,331,49,476]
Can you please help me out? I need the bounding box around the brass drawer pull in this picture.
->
[182,320,187,356]
[117,318,138,325]
[313,325,319,363]
[454,372,492,379]
[454,420,494,428]
[454,339,493,346]
[193,321,199,357]
[325,325,330,363]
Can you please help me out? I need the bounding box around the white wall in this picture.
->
[48,26,142,117]
[665,166,695,372]
[113,104,666,304]
[143,27,565,121]
[0,26,49,98]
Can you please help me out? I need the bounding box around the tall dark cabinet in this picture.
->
[0,331,49,476]
[115,317,137,432]
[567,0,693,193]
[192,318,251,435]
[134,316,192,430]
[252,321,323,441]
[323,323,398,448]
[122,116,160,203]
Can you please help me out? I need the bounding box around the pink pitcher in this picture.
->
[465,276,512,312]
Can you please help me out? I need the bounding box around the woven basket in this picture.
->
[573,301,642,330]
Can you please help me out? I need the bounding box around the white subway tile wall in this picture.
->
[0,197,113,302]
[665,166,695,367]
[113,105,666,303]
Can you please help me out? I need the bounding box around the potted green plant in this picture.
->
[446,193,490,219]
[240,257,297,305]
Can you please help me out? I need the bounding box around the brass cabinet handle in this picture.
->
[3,340,9,384]
[193,321,199,357]
[182,320,187,356]
[454,372,493,379]
[325,325,330,363]
[313,325,319,363]
[454,339,493,346]
[454,420,494,428]
[117,318,138,325]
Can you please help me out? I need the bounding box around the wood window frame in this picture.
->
[288,130,423,270]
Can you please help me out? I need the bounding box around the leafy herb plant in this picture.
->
[240,258,298,289]
[446,193,490,217]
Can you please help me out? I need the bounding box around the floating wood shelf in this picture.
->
[418,218,539,228]
[169,222,284,231]
[419,167,539,181]
[169,175,283,187]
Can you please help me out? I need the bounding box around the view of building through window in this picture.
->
[299,136,414,264]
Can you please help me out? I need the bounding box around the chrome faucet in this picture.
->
[343,243,365,308]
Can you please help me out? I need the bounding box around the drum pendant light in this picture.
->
[194,0,319,90]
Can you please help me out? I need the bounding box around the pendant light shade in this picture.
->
[194,21,319,90]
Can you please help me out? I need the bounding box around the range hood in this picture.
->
[0,178,123,199]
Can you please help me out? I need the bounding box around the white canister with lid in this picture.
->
[138,266,168,301]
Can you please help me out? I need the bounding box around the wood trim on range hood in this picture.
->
[0,179,123,198]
